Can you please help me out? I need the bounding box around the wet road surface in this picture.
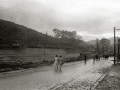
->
[0,58,113,90]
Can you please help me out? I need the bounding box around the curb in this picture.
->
[90,70,110,90]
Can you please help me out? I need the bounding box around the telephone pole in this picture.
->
[114,27,116,65]
[114,27,120,65]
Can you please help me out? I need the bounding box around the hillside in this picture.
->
[0,19,89,51]
[0,19,56,47]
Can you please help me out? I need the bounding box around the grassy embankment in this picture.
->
[0,52,93,73]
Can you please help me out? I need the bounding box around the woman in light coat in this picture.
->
[54,55,59,71]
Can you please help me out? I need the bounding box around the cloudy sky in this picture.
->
[0,0,120,41]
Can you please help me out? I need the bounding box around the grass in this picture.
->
[0,48,93,73]
[0,54,93,73]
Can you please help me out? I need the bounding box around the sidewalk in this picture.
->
[95,63,120,90]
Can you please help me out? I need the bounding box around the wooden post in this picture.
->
[114,27,116,65]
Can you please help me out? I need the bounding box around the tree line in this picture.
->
[95,38,113,55]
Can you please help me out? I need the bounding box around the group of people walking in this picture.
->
[54,55,63,71]
[93,54,109,60]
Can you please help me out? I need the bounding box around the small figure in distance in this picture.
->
[84,54,87,64]
[54,55,59,71]
[58,55,64,71]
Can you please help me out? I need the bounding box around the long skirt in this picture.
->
[54,61,58,71]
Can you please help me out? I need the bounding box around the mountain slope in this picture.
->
[0,19,88,50]
[0,19,55,47]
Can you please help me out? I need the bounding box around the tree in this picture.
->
[75,35,83,40]
[95,39,100,54]
[99,38,110,54]
[53,28,61,38]
[53,28,82,40]
[52,28,88,51]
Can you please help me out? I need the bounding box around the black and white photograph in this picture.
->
[0,0,120,90]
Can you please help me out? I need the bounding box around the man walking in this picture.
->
[84,54,87,64]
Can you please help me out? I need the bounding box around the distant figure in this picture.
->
[54,55,59,71]
[95,55,99,60]
[84,54,87,64]
[93,55,95,61]
[58,56,63,71]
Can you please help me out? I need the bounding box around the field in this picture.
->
[0,48,83,72]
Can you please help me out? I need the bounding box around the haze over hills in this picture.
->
[86,37,114,45]
[86,40,96,45]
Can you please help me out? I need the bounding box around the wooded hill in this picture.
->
[0,19,93,52]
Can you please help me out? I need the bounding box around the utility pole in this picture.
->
[114,27,116,65]
[113,27,120,65]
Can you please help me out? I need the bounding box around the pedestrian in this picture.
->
[93,54,95,61]
[58,55,63,71]
[84,54,87,64]
[54,55,59,71]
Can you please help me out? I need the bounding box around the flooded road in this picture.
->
[0,57,113,90]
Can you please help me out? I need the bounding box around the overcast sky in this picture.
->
[1,0,120,41]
